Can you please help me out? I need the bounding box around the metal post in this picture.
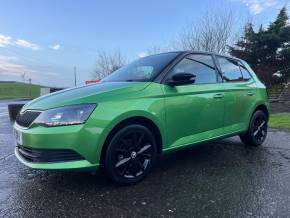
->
[28,78,32,98]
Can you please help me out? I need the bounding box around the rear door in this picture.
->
[216,56,257,134]
[162,54,225,149]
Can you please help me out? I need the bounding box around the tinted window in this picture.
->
[102,52,179,82]
[218,57,243,82]
[239,63,252,80]
[169,54,217,84]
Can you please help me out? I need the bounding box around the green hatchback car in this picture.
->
[14,51,269,184]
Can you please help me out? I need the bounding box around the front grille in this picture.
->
[16,110,41,127]
[16,145,85,163]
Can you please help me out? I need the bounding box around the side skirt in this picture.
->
[162,129,245,154]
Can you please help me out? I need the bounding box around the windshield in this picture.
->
[102,52,179,82]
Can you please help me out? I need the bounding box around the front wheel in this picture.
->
[104,124,157,185]
[240,110,268,146]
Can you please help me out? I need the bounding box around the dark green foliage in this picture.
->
[229,7,290,87]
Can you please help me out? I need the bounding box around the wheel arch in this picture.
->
[253,104,269,120]
[243,103,269,133]
[100,115,163,167]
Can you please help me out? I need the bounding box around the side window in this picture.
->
[239,63,252,80]
[169,54,217,84]
[217,57,243,82]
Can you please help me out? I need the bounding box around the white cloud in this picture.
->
[238,0,279,14]
[0,56,72,86]
[0,55,18,61]
[0,33,42,51]
[138,52,148,58]
[0,34,12,47]
[0,55,57,82]
[50,44,61,50]
[0,55,36,77]
[15,39,40,50]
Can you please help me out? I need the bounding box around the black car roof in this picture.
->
[181,50,243,62]
[155,50,243,62]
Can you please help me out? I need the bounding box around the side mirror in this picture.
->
[165,73,196,86]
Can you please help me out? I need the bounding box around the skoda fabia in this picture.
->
[14,51,269,184]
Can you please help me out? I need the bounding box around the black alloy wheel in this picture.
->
[240,110,268,146]
[104,124,157,185]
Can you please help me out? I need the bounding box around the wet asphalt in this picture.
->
[1,100,290,217]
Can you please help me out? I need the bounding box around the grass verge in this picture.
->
[269,113,290,130]
[0,82,41,99]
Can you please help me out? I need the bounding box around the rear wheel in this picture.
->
[104,124,157,185]
[240,110,268,146]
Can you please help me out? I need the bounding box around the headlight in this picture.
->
[34,104,96,127]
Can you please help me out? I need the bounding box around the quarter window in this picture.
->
[217,57,243,82]
[239,63,252,80]
[169,54,217,84]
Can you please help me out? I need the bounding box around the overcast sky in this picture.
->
[0,0,289,87]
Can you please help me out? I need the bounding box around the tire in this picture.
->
[240,110,268,146]
[104,124,157,185]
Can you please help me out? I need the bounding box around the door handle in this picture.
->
[213,93,224,99]
[247,92,254,96]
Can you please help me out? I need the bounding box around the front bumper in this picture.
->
[13,121,104,170]
[16,145,85,163]
[15,147,99,170]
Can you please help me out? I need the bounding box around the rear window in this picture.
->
[217,57,243,82]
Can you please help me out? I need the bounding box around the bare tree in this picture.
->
[178,10,237,54]
[146,45,177,55]
[95,50,127,79]
[146,45,167,55]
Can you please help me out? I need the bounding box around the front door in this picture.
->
[162,54,225,150]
